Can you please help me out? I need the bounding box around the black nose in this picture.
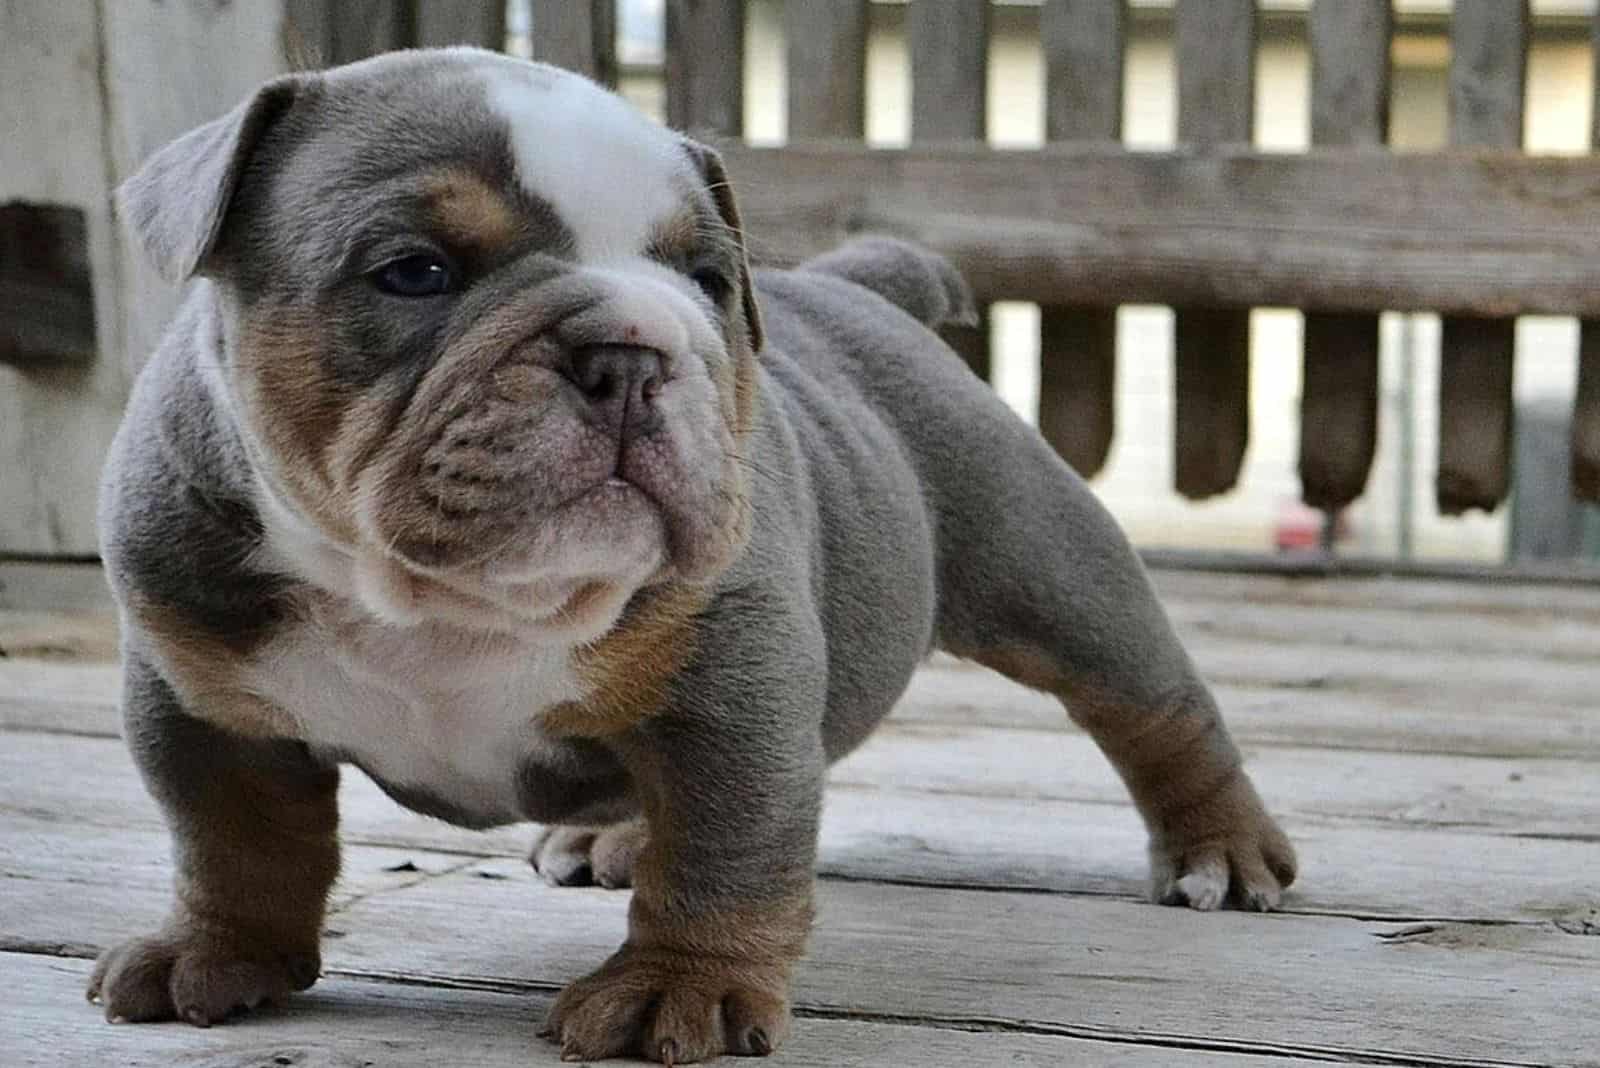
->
[564,344,664,437]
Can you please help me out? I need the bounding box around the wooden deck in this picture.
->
[2,567,1596,1067]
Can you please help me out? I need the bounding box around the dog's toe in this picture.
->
[530,819,647,889]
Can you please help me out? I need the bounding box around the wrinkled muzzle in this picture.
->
[351,270,749,616]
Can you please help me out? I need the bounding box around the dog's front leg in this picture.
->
[545,654,824,1064]
[88,656,339,1025]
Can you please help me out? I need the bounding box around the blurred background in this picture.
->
[536,0,1600,564]
[5,0,1599,568]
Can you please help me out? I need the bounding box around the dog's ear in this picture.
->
[682,139,764,354]
[117,75,304,281]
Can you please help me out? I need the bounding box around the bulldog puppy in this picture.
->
[90,47,1296,1063]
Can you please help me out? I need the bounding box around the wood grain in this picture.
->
[665,0,745,136]
[910,0,991,381]
[784,0,869,140]
[1300,0,1391,510]
[1576,13,1600,502]
[1173,0,1255,499]
[4,953,1344,1068]
[413,0,506,50]
[529,0,616,86]
[5,722,1596,927]
[724,142,1600,317]
[1038,0,1127,477]
[1437,0,1529,514]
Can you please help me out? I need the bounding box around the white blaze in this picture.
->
[482,62,686,263]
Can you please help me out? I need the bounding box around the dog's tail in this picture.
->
[797,237,978,330]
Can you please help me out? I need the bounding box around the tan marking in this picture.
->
[88,714,337,1023]
[542,582,707,738]
[548,871,810,1061]
[423,169,521,251]
[128,593,300,739]
[967,640,1296,901]
[968,643,1066,694]
[235,311,363,544]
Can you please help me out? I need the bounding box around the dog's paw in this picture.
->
[1148,773,1298,912]
[545,946,790,1063]
[87,925,320,1026]
[530,818,648,889]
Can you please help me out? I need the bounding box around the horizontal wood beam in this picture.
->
[724,144,1600,318]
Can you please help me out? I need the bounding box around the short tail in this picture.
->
[798,237,978,330]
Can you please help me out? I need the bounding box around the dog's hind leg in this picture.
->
[923,393,1297,911]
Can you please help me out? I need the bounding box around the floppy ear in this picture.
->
[117,76,302,281]
[682,139,764,354]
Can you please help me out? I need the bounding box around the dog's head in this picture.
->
[120,49,762,637]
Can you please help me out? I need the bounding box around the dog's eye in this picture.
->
[690,266,732,305]
[373,254,455,297]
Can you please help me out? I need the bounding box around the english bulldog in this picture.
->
[89,47,1296,1064]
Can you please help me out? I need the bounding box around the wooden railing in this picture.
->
[7,1,1596,560]
[521,0,1600,518]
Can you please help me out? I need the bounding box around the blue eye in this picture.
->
[373,254,454,297]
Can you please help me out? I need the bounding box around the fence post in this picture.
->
[1437,0,1528,514]
[785,0,868,141]
[1300,0,1391,513]
[1574,14,1600,502]
[531,0,617,86]
[910,0,992,383]
[1173,0,1256,499]
[1039,0,1126,477]
[665,0,745,137]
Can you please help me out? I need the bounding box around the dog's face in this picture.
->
[120,49,762,637]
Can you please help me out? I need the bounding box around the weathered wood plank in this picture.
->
[1173,0,1255,499]
[1300,313,1382,508]
[1298,0,1389,509]
[909,0,988,142]
[6,807,1595,1066]
[726,143,1600,317]
[1578,321,1600,500]
[10,754,1594,936]
[529,0,616,86]
[0,3,121,553]
[910,0,992,381]
[2,953,1347,1068]
[784,0,869,140]
[0,562,112,614]
[664,0,745,136]
[1576,14,1600,502]
[285,0,407,66]
[413,0,506,50]
[892,660,1600,762]
[330,869,1600,1066]
[1038,0,1126,477]
[1438,1,1528,515]
[1438,316,1519,514]
[8,708,1598,878]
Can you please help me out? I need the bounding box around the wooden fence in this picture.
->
[272,0,1600,514]
[4,0,1599,555]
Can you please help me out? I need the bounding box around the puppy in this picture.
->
[90,47,1296,1063]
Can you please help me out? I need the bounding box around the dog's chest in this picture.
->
[244,608,585,824]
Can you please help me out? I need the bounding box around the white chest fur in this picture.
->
[243,602,586,824]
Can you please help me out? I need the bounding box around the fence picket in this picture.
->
[1437,0,1528,514]
[1173,0,1256,499]
[1039,0,1126,477]
[1300,0,1391,512]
